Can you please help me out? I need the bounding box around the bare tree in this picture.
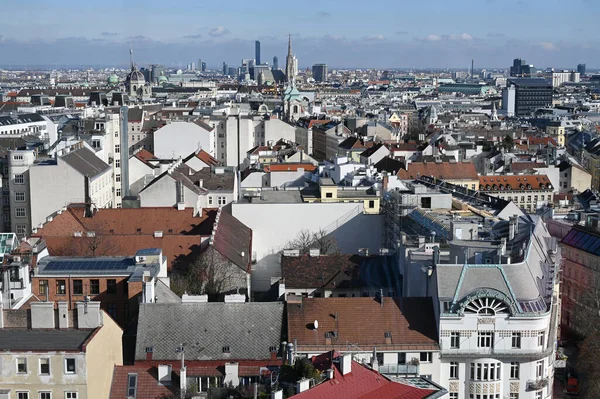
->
[171,248,244,297]
[49,219,119,257]
[287,229,339,255]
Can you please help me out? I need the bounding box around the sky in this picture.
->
[0,0,598,69]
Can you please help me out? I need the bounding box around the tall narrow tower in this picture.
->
[255,40,261,65]
[285,34,295,83]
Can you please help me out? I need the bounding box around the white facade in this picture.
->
[231,202,382,291]
[153,121,215,159]
[29,153,113,230]
[403,216,560,399]
[209,116,296,167]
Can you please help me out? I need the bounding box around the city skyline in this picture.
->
[0,0,599,69]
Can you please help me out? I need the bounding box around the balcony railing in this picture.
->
[526,378,549,391]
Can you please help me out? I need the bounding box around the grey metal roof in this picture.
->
[61,147,110,178]
[508,78,552,87]
[0,329,95,351]
[135,302,284,361]
[0,113,45,126]
[437,217,554,312]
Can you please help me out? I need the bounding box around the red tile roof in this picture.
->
[33,205,217,271]
[291,353,437,399]
[110,361,281,399]
[195,149,220,166]
[287,297,438,352]
[479,174,553,192]
[397,161,477,180]
[211,208,253,272]
[510,162,545,172]
[133,149,158,166]
[264,163,317,173]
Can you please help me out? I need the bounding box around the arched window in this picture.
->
[133,85,137,92]
[293,105,299,114]
[464,297,508,315]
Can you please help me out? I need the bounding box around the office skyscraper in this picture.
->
[222,62,228,75]
[312,64,328,82]
[273,56,279,71]
[255,41,261,65]
[578,63,586,76]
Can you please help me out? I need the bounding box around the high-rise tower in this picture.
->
[255,41,261,65]
[285,34,295,82]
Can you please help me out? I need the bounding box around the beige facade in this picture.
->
[85,312,123,399]
[0,306,123,399]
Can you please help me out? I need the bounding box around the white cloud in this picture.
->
[209,26,229,37]
[540,41,558,51]
[426,35,441,41]
[460,33,473,41]
[365,34,385,41]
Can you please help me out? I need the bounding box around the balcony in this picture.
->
[526,378,549,391]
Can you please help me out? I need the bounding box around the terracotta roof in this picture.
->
[133,149,157,166]
[282,254,401,292]
[397,161,477,180]
[211,207,252,272]
[110,361,280,399]
[33,205,217,271]
[525,136,557,146]
[291,352,437,399]
[264,163,318,173]
[386,142,421,152]
[338,137,365,151]
[194,149,220,166]
[510,162,545,172]
[479,174,553,192]
[288,297,438,351]
[308,120,331,129]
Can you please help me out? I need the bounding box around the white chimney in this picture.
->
[326,368,334,380]
[31,302,56,329]
[181,294,208,303]
[296,378,310,393]
[158,364,172,384]
[224,363,240,388]
[224,294,246,303]
[271,390,283,399]
[143,278,155,304]
[180,366,187,395]
[57,301,69,329]
[340,354,352,375]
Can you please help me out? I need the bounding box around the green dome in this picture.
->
[107,74,119,84]
[158,75,168,83]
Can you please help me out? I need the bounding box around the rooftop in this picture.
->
[0,329,95,351]
[135,302,284,361]
[287,297,438,351]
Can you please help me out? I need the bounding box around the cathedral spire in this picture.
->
[287,34,292,57]
[129,43,134,71]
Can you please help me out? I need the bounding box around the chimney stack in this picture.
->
[340,353,352,375]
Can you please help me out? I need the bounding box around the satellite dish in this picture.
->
[313,320,319,330]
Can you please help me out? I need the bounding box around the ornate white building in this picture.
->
[400,201,559,398]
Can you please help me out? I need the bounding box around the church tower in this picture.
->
[285,34,295,83]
